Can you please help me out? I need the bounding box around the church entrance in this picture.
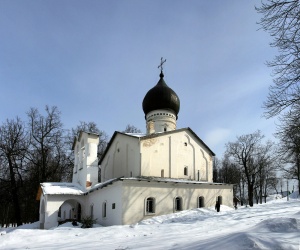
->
[58,199,83,224]
[77,203,81,221]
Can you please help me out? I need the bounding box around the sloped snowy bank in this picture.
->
[1,196,299,250]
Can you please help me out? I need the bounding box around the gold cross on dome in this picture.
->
[158,57,166,72]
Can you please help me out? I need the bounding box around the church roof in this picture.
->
[39,177,233,197]
[99,127,215,165]
[83,176,233,195]
[142,72,180,118]
[40,182,85,196]
[121,176,231,186]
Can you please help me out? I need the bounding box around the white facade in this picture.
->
[139,129,212,181]
[38,129,233,229]
[100,128,213,182]
[100,133,141,182]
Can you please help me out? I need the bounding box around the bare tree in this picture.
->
[27,106,66,183]
[256,0,300,117]
[253,141,278,203]
[122,124,142,133]
[225,131,264,206]
[0,118,29,226]
[219,156,242,198]
[213,157,221,183]
[219,157,241,185]
[275,105,300,194]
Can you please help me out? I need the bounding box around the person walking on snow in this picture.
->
[215,200,220,212]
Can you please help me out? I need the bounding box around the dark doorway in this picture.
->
[77,203,81,221]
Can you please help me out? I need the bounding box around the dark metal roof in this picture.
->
[142,72,180,117]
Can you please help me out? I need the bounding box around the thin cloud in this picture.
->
[204,128,231,149]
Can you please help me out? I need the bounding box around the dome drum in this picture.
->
[146,109,177,134]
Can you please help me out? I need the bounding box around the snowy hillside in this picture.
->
[1,194,300,250]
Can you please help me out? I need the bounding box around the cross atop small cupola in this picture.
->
[158,57,166,77]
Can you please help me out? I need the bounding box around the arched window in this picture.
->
[217,196,222,205]
[161,169,164,177]
[198,196,205,208]
[174,197,182,211]
[145,197,155,214]
[75,146,79,173]
[90,204,94,219]
[184,166,188,176]
[102,201,107,218]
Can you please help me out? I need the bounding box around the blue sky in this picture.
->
[0,0,278,157]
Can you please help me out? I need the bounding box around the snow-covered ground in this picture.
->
[1,193,300,250]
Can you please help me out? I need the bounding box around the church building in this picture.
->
[38,62,233,229]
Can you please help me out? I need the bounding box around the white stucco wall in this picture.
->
[72,132,99,189]
[40,128,228,229]
[40,179,233,228]
[140,130,213,181]
[101,134,140,182]
[145,109,177,134]
[87,181,123,226]
[121,180,233,225]
[39,194,86,229]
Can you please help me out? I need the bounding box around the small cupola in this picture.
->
[142,58,180,134]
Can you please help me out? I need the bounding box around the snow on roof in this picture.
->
[121,176,232,185]
[88,177,121,193]
[125,133,146,137]
[41,177,233,196]
[41,182,85,195]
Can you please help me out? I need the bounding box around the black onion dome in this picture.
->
[142,72,180,117]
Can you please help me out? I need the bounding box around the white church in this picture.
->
[38,63,233,229]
